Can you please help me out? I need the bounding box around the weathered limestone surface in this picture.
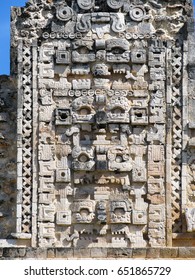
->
[1,247,195,259]
[0,0,195,258]
[0,76,17,238]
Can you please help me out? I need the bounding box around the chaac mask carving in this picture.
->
[9,0,195,248]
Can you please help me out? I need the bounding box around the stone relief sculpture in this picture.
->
[0,0,195,254]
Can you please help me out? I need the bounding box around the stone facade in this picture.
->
[0,0,195,257]
[0,76,17,239]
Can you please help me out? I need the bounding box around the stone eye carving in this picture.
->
[78,153,90,163]
[77,0,95,10]
[56,50,71,64]
[129,6,146,22]
[73,201,95,223]
[107,96,129,122]
[78,107,91,115]
[56,5,74,21]
[131,108,148,125]
[110,201,131,223]
[111,107,125,114]
[108,147,132,171]
[55,108,72,125]
[56,211,71,225]
[131,50,147,64]
[72,146,95,171]
[132,210,147,225]
[72,96,95,123]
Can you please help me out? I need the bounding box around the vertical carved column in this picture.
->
[16,41,33,236]
[171,42,183,234]
[147,39,166,247]
[22,43,33,234]
[181,41,189,231]
[166,41,173,246]
[16,40,23,234]
[37,42,56,247]
[32,40,38,246]
[185,18,195,234]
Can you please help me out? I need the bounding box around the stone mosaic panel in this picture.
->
[0,0,193,249]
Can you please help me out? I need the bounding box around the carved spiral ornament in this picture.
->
[107,0,124,9]
[77,0,95,10]
[56,5,74,21]
[129,6,146,22]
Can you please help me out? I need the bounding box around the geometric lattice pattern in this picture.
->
[171,43,183,233]
[21,45,32,233]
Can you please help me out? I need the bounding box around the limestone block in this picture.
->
[56,211,72,226]
[55,108,72,125]
[39,205,55,222]
[185,208,195,232]
[131,50,147,64]
[72,200,95,223]
[39,223,55,239]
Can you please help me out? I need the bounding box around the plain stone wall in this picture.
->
[0,247,195,259]
[0,75,17,238]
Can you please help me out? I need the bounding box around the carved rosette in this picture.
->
[56,5,74,21]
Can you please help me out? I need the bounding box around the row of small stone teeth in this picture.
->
[71,65,130,75]
[78,233,127,237]
[72,69,127,75]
